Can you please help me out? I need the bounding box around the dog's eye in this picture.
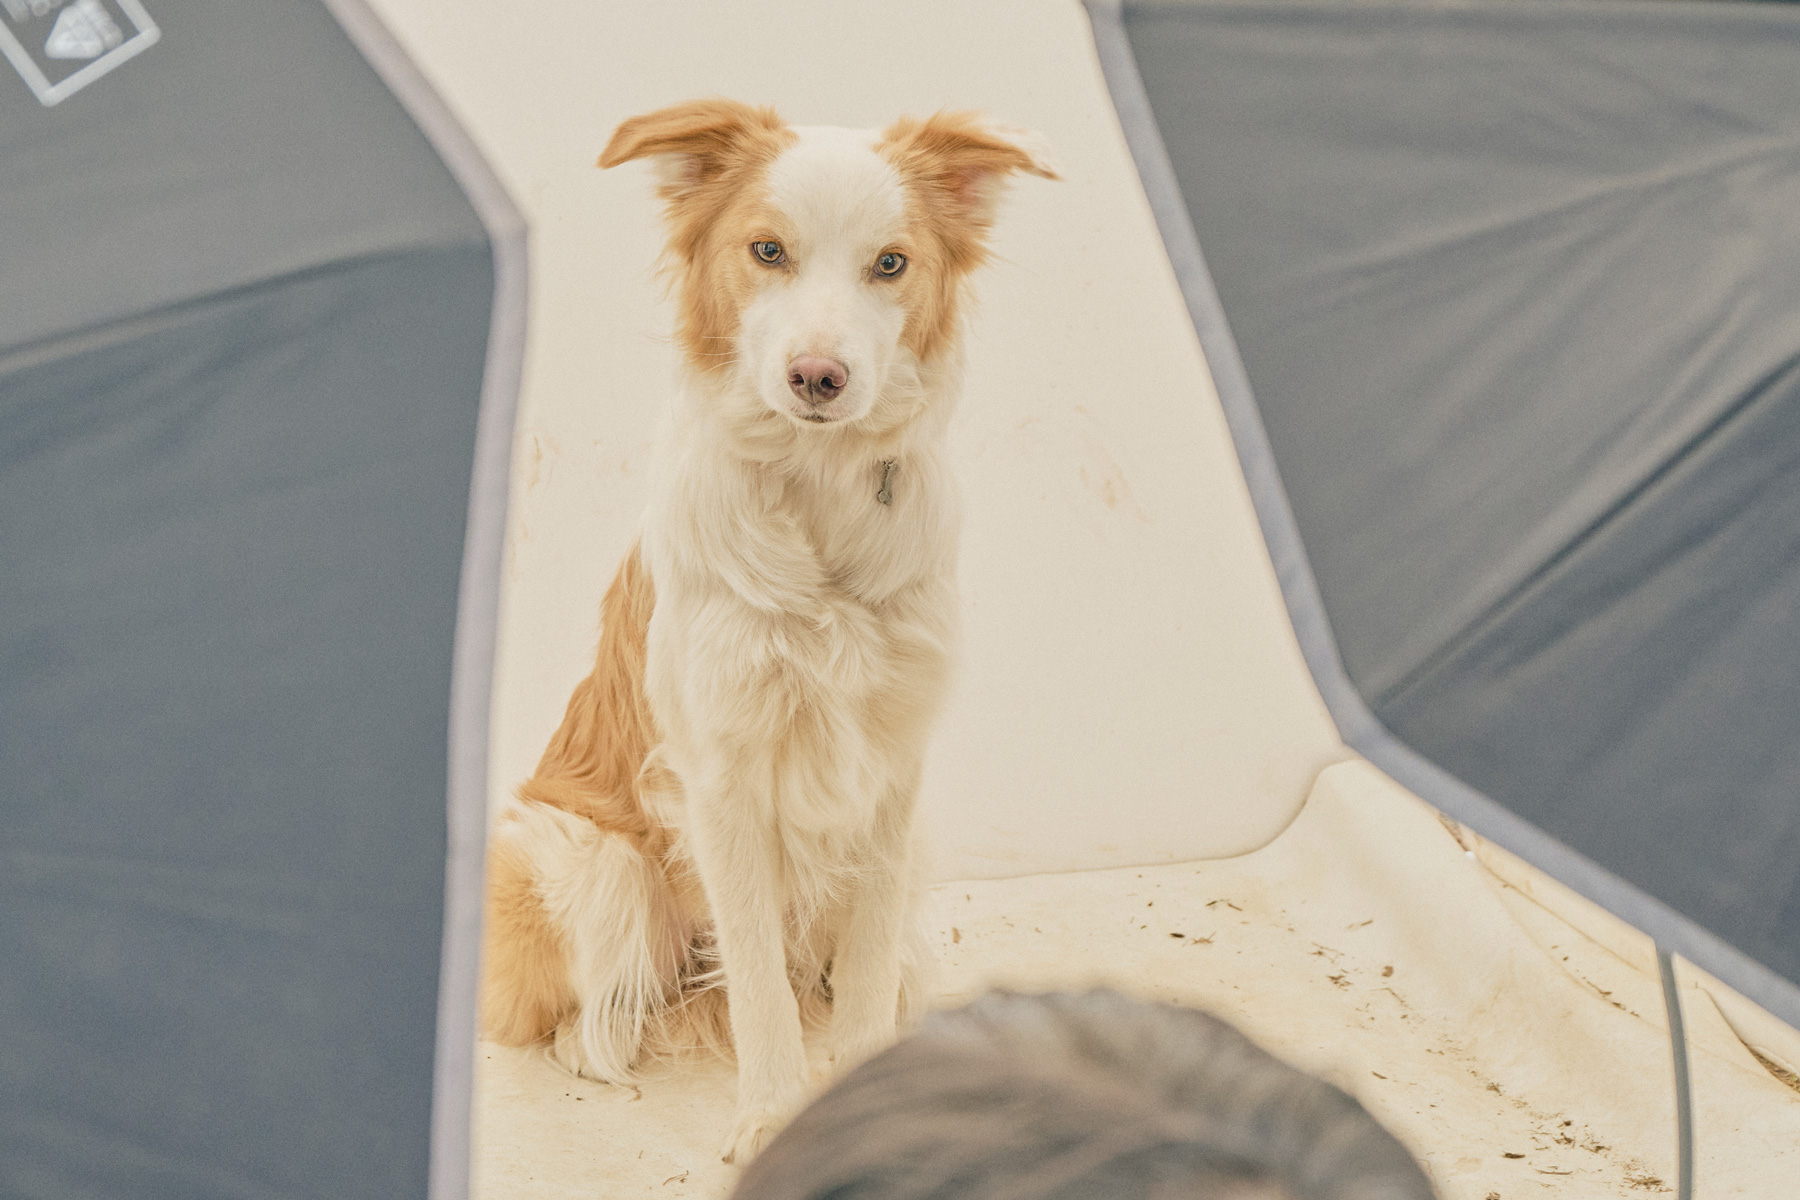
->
[874,252,906,277]
[753,241,785,265]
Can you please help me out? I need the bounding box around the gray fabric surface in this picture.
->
[1121,0,1800,998]
[306,4,530,1198]
[1,3,493,1196]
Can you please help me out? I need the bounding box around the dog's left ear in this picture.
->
[877,111,1060,230]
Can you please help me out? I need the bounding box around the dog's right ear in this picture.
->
[598,98,789,201]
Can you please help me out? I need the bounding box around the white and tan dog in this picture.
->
[479,98,1054,1162]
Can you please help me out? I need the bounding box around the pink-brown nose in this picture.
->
[787,355,848,403]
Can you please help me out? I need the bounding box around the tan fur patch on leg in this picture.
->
[480,833,575,1045]
[517,542,663,844]
[482,541,704,1062]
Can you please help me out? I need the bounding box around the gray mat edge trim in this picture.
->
[313,3,527,1198]
[1657,948,1696,1200]
[1083,0,1800,1036]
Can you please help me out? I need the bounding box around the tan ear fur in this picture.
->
[877,111,1059,227]
[597,100,794,372]
[877,111,1059,360]
[597,97,791,213]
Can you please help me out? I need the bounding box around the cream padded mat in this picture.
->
[470,760,1800,1199]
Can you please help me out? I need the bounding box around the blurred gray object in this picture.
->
[733,990,1435,1200]
[0,1,521,1197]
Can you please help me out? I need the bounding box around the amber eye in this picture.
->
[753,241,785,265]
[874,251,906,277]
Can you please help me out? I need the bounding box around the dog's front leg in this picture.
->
[824,852,909,1072]
[689,788,808,1164]
[825,778,921,1072]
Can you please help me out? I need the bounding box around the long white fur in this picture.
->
[495,801,689,1082]
[510,119,1012,1164]
[645,128,958,1162]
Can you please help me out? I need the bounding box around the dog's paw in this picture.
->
[720,1107,786,1165]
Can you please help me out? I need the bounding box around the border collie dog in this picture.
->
[479,97,1054,1162]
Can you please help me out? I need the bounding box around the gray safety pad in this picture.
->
[0,3,493,1197]
[1117,0,1800,1004]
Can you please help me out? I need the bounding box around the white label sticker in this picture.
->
[1,0,158,106]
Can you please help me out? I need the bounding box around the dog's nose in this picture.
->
[787,355,848,403]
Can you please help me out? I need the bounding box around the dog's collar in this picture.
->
[877,459,897,506]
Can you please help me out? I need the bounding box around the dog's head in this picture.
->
[600,99,1056,433]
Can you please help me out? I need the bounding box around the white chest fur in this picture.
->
[641,415,960,855]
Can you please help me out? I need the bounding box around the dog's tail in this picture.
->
[643,954,736,1066]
